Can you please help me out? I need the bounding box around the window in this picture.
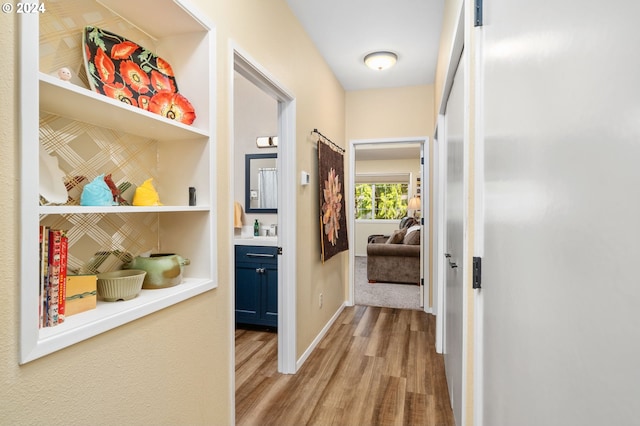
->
[355,181,409,220]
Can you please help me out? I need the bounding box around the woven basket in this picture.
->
[97,269,146,302]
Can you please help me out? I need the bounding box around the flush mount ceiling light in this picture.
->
[364,51,398,70]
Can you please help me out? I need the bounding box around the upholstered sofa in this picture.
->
[366,218,421,285]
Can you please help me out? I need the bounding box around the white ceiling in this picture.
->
[285,0,445,91]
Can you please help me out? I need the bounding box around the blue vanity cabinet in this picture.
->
[235,245,278,327]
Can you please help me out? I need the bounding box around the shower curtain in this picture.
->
[258,168,277,209]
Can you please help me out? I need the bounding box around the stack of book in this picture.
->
[39,226,68,328]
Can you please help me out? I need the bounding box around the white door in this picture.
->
[444,57,465,425]
[480,0,640,425]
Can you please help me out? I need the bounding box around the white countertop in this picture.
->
[234,236,278,247]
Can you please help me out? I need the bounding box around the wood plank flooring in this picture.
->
[235,305,455,426]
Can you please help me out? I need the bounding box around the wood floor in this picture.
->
[235,305,455,426]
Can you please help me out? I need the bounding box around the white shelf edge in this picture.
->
[22,278,216,364]
[39,205,211,215]
[39,72,209,141]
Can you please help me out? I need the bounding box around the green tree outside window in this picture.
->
[355,183,408,220]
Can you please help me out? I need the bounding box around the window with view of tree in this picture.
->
[355,182,409,219]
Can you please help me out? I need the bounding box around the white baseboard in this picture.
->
[296,301,347,370]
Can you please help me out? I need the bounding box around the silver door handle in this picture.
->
[449,260,458,269]
[445,253,452,258]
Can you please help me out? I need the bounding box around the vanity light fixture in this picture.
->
[256,136,278,148]
[364,51,398,70]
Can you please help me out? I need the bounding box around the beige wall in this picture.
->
[346,85,435,141]
[1,1,346,424]
[346,85,434,302]
[434,0,464,116]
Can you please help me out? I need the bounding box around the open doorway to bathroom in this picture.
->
[232,49,297,377]
[233,68,279,342]
[349,139,428,311]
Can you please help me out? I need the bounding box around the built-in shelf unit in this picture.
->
[19,0,216,363]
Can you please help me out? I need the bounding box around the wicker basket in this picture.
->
[96,269,146,302]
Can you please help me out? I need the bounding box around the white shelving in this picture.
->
[40,73,209,142]
[39,205,211,215]
[19,0,217,364]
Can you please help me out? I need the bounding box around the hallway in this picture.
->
[236,305,454,425]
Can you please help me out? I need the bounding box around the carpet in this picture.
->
[354,256,421,310]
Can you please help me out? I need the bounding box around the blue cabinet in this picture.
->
[235,245,278,327]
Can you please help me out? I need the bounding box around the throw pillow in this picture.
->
[386,228,407,244]
[404,227,421,245]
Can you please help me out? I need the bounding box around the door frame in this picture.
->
[230,44,297,374]
[433,1,485,424]
[434,1,464,356]
[347,137,430,311]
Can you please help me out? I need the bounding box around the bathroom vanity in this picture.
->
[234,238,278,327]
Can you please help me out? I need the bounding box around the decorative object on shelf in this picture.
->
[189,187,196,206]
[122,253,190,289]
[57,67,72,81]
[80,174,117,206]
[96,269,146,302]
[39,144,68,205]
[65,275,97,316]
[132,178,162,206]
[148,91,196,125]
[104,173,125,204]
[82,26,196,124]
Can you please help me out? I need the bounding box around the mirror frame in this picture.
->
[245,153,277,213]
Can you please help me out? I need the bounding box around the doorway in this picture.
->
[231,48,297,374]
[348,138,429,311]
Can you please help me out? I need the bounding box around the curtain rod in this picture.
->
[312,128,345,153]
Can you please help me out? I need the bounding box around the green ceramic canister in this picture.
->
[122,253,190,289]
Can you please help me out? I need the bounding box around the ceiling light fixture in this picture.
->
[364,51,398,71]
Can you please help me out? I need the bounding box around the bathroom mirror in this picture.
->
[245,153,277,213]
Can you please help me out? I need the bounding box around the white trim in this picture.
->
[435,114,447,354]
[229,43,297,375]
[437,2,465,116]
[296,302,347,369]
[473,19,486,426]
[348,137,429,311]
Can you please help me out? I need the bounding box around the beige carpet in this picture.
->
[354,256,421,310]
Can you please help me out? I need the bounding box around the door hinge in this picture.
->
[421,217,424,226]
[475,0,483,27]
[472,256,482,289]
[277,247,283,255]
[421,156,424,165]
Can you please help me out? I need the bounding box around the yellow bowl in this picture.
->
[97,269,146,302]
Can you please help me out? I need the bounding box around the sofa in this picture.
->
[366,217,421,285]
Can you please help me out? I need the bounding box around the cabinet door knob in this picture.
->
[256,268,265,274]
